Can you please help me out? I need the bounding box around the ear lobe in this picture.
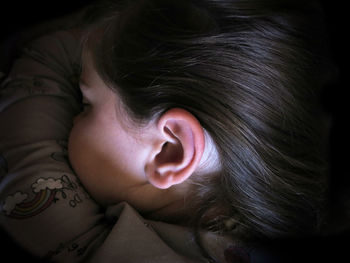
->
[146,108,205,189]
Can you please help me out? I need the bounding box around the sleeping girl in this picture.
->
[0,0,333,262]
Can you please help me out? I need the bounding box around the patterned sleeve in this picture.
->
[0,30,109,261]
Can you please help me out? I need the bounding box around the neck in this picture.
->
[143,197,191,225]
[124,182,191,225]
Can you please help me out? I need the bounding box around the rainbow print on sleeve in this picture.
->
[2,178,63,219]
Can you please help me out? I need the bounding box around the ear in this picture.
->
[145,108,205,189]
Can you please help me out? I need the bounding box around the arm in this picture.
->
[0,28,108,261]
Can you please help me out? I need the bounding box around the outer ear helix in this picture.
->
[146,108,205,189]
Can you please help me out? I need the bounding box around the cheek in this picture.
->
[68,116,92,167]
[67,115,141,205]
[68,110,107,171]
[67,107,149,206]
[68,118,108,203]
[68,120,91,174]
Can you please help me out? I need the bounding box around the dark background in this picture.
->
[0,0,348,262]
[0,1,91,39]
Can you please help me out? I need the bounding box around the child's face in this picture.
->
[68,48,152,207]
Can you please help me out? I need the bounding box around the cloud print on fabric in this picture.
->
[2,192,28,215]
[32,178,63,193]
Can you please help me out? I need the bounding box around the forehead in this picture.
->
[79,30,115,93]
[80,24,110,69]
[79,44,137,130]
[80,45,105,90]
[81,44,93,75]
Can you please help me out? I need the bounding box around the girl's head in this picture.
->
[69,45,220,218]
[69,0,333,243]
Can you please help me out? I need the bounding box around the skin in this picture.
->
[68,46,220,219]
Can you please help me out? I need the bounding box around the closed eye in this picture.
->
[81,98,91,111]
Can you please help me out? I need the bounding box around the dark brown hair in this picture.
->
[85,0,333,260]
